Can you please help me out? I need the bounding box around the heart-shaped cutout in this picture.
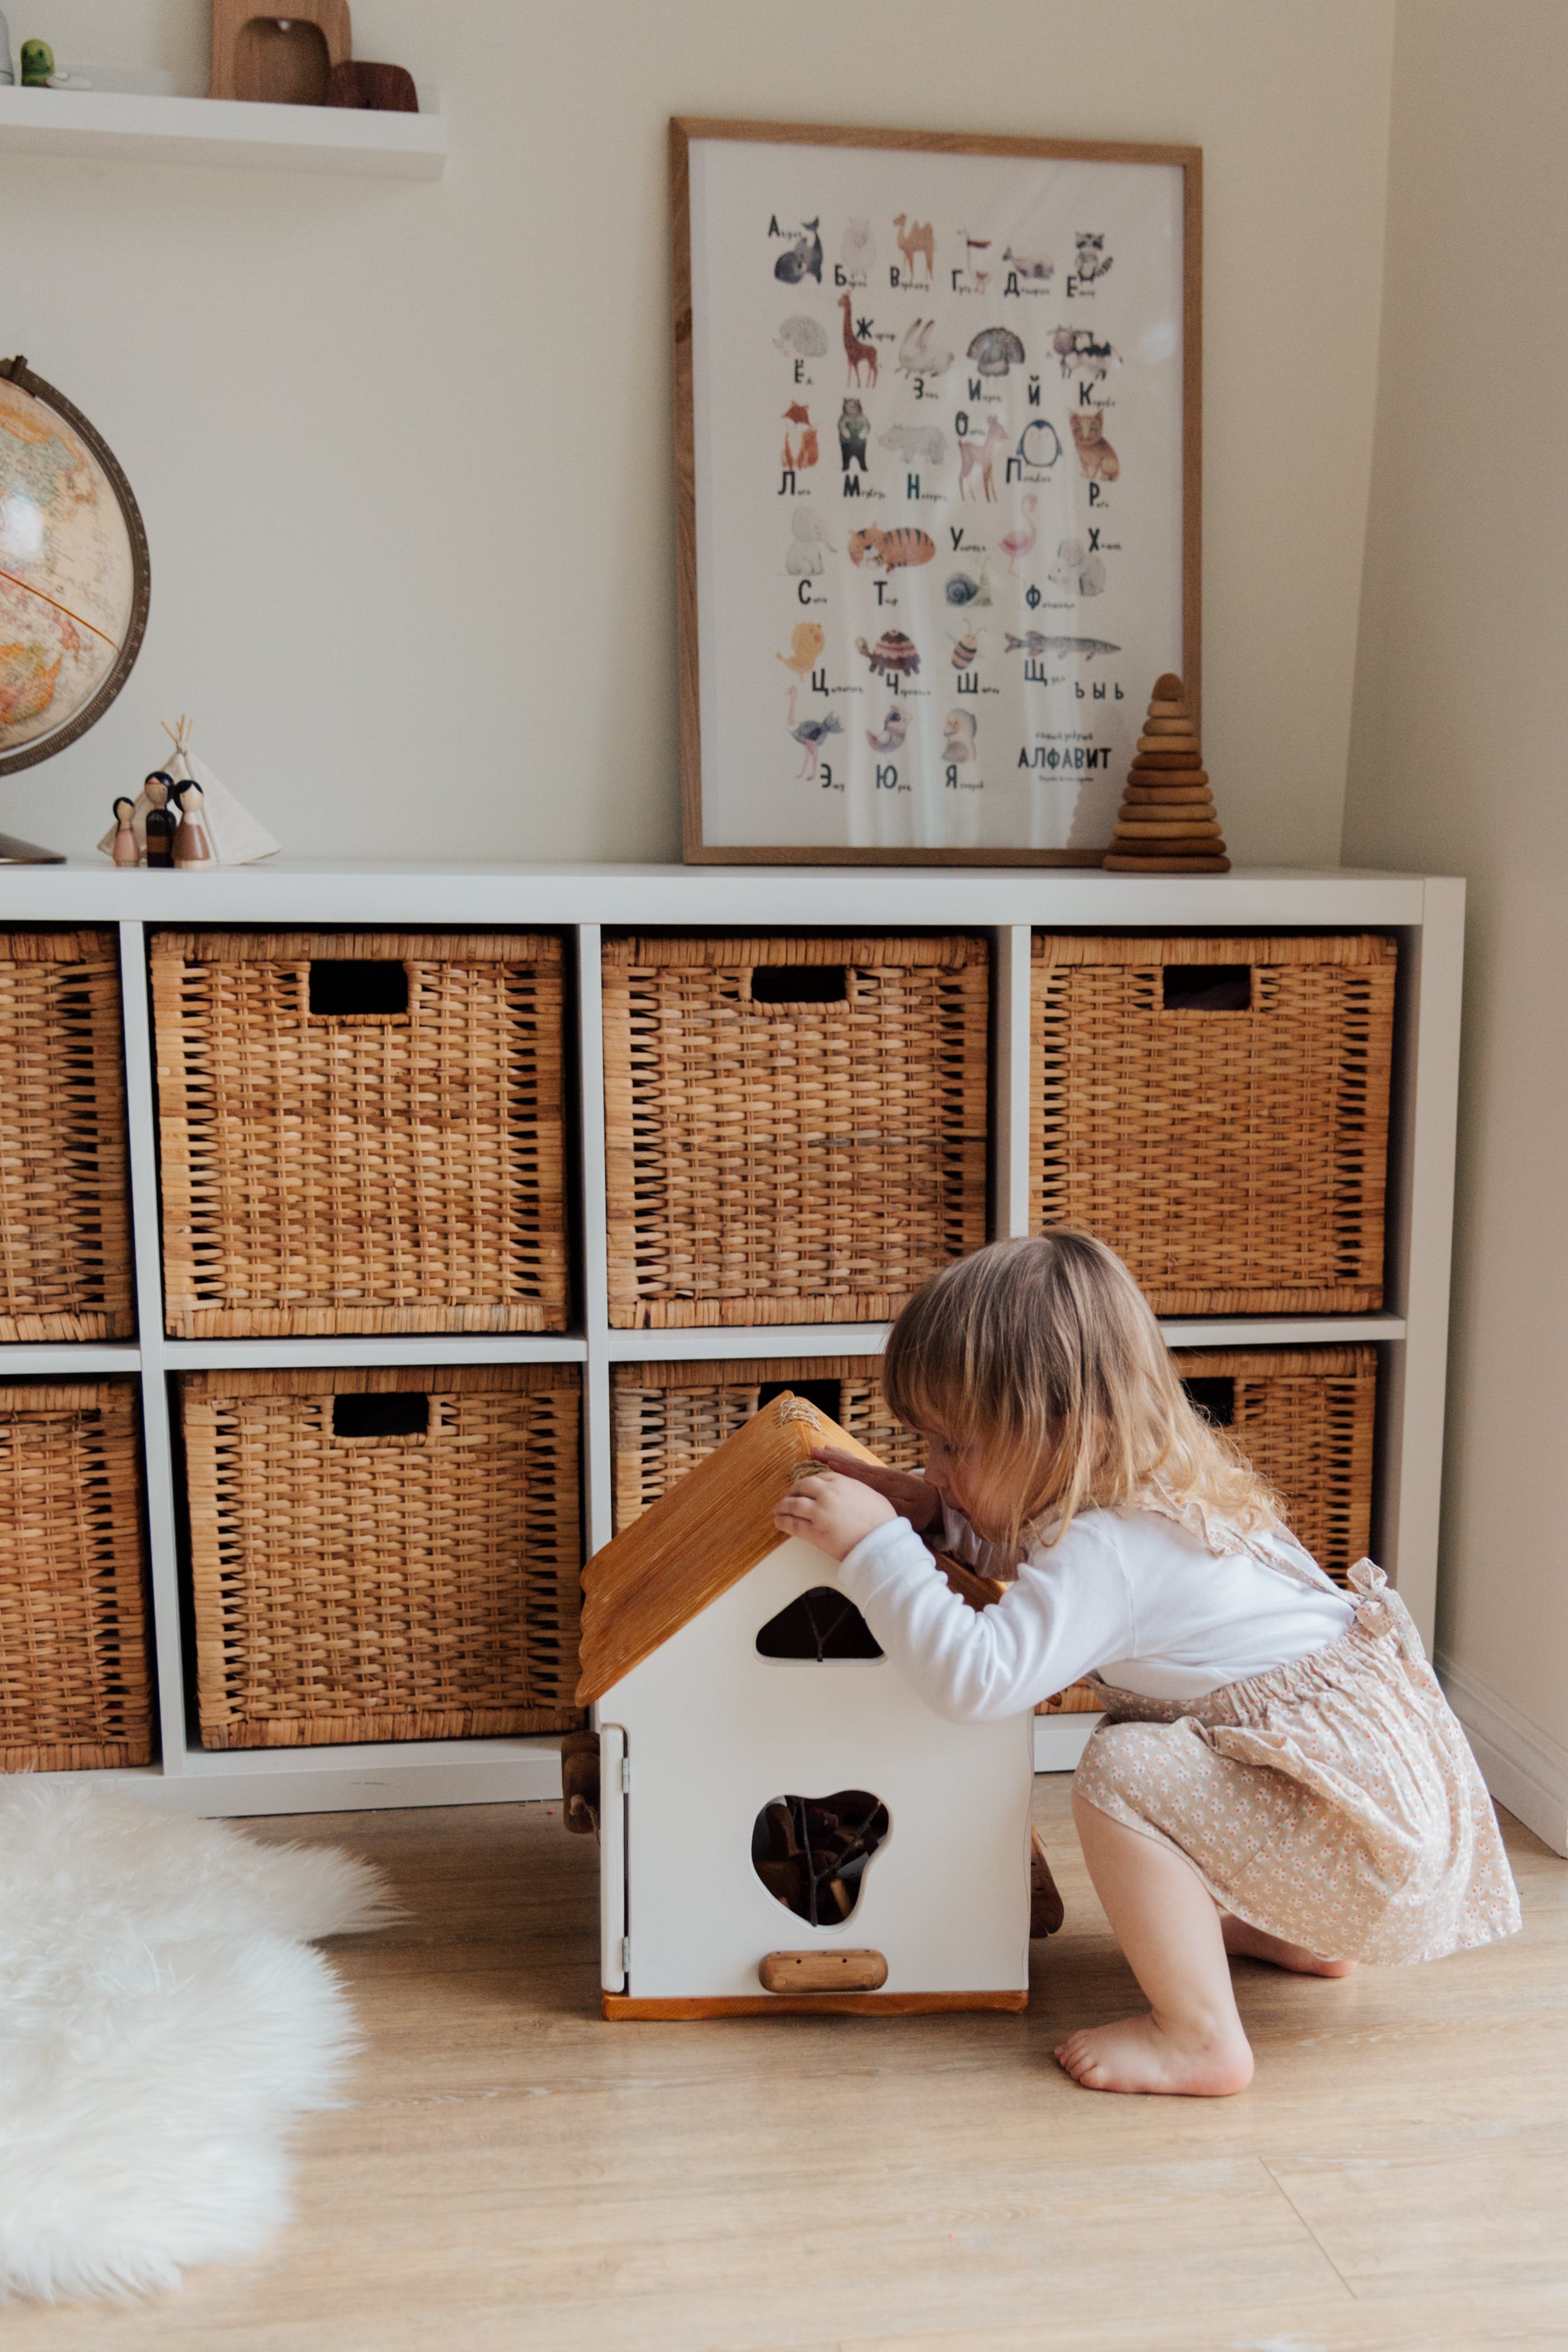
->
[752,1790,889,1927]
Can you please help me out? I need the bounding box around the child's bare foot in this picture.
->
[1054,2012,1254,2097]
[1221,1915,1357,1977]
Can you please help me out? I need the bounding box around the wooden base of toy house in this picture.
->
[604,1991,1029,2018]
[0,861,1462,1819]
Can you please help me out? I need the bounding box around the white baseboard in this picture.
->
[1034,1714,1101,1773]
[1437,1654,1568,1858]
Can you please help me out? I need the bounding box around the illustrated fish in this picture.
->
[1003,632,1121,658]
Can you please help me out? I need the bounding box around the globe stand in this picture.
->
[0,832,67,865]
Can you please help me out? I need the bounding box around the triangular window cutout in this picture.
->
[756,1587,883,1661]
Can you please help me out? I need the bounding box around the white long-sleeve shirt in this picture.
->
[837,1497,1356,1722]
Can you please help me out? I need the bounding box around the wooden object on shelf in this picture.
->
[208,0,349,103]
[1031,931,1396,1313]
[1104,672,1229,874]
[759,1948,889,1993]
[602,933,989,1328]
[169,780,214,868]
[0,1382,151,1769]
[325,59,416,110]
[150,930,569,1337]
[612,1356,922,1534]
[111,798,139,867]
[0,931,133,1342]
[582,1392,1034,2015]
[182,1364,584,1749]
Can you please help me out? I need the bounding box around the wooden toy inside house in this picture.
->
[573,1392,1040,2018]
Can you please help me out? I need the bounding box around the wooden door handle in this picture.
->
[759,1948,888,1994]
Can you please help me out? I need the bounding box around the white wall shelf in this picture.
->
[0,861,1463,1811]
[0,87,445,179]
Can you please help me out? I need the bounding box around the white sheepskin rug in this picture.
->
[0,1781,397,2306]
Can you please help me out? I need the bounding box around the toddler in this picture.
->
[774,1232,1519,2097]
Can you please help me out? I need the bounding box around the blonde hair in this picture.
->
[881,1232,1283,1556]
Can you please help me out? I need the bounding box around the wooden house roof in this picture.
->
[575,1393,879,1703]
[575,1392,1001,1703]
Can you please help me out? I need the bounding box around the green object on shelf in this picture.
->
[19,35,52,84]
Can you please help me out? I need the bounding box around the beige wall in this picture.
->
[3,0,1392,862]
[1346,0,1568,1749]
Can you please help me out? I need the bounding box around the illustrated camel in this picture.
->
[837,294,879,389]
[893,213,935,282]
[958,416,1010,501]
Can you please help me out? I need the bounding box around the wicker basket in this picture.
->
[1039,1345,1378,1714]
[1031,934,1396,1312]
[182,1365,583,1748]
[0,1381,152,1769]
[0,931,132,1342]
[603,934,989,1327]
[151,931,569,1338]
[612,1357,923,1532]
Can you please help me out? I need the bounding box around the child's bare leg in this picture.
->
[1221,1915,1356,1977]
[1055,1789,1254,2096]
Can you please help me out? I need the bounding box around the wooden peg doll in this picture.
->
[170,778,214,868]
[111,796,140,867]
[143,773,176,868]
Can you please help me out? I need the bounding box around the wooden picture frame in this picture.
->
[672,119,1202,867]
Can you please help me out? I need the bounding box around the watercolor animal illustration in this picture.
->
[856,630,921,681]
[784,506,837,577]
[778,622,826,681]
[999,494,1039,577]
[1049,537,1106,597]
[1015,418,1063,474]
[958,233,992,292]
[841,219,875,273]
[839,398,870,474]
[896,318,953,380]
[787,707,842,779]
[866,704,908,753]
[949,630,980,669]
[878,421,946,467]
[838,294,879,389]
[1052,326,1117,381]
[774,315,828,361]
[775,219,823,285]
[1069,409,1120,482]
[944,566,992,607]
[1073,231,1112,284]
[943,709,978,763]
[967,326,1027,379]
[892,214,935,282]
[781,403,818,470]
[958,417,1010,501]
[1004,631,1121,659]
[1002,244,1053,282]
[848,526,936,574]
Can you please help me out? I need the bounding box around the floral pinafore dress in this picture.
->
[1073,1551,1521,1965]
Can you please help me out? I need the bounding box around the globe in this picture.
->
[0,357,149,856]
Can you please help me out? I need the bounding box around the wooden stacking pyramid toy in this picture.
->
[1103,673,1229,873]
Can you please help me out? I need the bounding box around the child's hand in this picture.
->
[774,1470,897,1562]
[808,1446,943,1533]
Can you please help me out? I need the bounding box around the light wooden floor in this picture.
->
[10,1781,1567,2351]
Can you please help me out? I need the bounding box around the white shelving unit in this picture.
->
[0,86,446,178]
[0,860,1463,1811]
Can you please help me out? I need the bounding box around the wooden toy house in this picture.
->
[575,1393,1035,2019]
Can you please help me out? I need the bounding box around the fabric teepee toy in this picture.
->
[1103,672,1229,873]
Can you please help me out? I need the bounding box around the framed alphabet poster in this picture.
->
[673,119,1201,865]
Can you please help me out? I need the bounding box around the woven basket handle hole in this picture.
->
[331,1392,429,1440]
[1180,1375,1235,1428]
[309,960,410,1019]
[1161,965,1252,1013]
[749,965,847,1007]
